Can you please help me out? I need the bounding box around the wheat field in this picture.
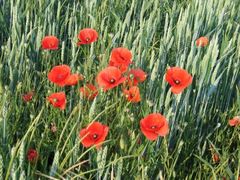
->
[0,0,239,179]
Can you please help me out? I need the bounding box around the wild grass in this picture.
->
[0,0,239,179]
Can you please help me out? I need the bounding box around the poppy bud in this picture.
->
[50,122,57,133]
[196,36,209,47]
[229,116,240,127]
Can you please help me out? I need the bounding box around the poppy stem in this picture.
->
[168,95,180,149]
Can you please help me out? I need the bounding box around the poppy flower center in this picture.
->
[129,94,134,98]
[93,134,98,139]
[110,79,115,83]
[174,80,180,85]
[86,37,90,42]
[53,98,58,103]
[151,126,156,129]
[125,93,134,99]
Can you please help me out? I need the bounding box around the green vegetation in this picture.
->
[0,0,239,179]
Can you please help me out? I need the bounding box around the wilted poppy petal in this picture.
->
[22,91,34,102]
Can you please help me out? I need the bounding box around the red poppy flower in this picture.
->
[79,83,98,100]
[41,36,59,50]
[79,122,109,149]
[127,68,147,86]
[27,148,38,162]
[96,66,126,91]
[165,67,193,94]
[140,113,169,140]
[48,65,71,87]
[77,28,98,45]
[22,91,34,102]
[47,92,66,110]
[65,74,84,86]
[228,116,240,127]
[196,36,209,47]
[123,86,141,103]
[109,47,132,67]
[109,60,129,73]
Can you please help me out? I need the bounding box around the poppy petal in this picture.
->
[95,125,109,148]
[140,125,159,141]
[171,86,185,94]
[79,122,109,149]
[97,67,126,91]
[140,113,169,140]
[80,129,95,147]
[65,74,83,86]
[228,119,237,126]
[228,117,240,127]
[156,122,169,136]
